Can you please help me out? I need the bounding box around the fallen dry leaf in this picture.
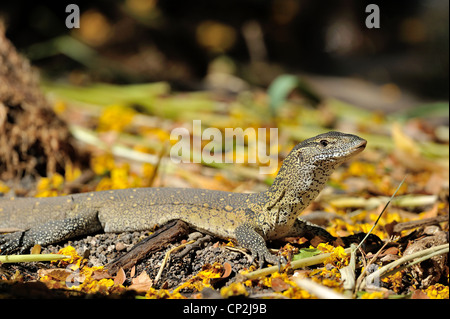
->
[114,267,126,286]
[384,220,399,237]
[130,265,136,278]
[128,271,153,292]
[91,269,113,281]
[379,247,399,257]
[38,268,71,281]
[221,262,232,278]
[411,289,429,299]
[271,277,291,292]
[380,254,400,262]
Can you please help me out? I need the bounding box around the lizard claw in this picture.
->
[249,247,284,269]
[235,223,286,269]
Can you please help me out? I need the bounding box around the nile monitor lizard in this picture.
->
[1,131,367,266]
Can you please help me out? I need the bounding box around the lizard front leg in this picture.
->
[235,223,279,268]
[0,209,102,254]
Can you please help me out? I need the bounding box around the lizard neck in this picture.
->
[251,131,366,239]
[259,156,337,238]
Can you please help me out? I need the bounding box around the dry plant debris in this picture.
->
[0,24,86,183]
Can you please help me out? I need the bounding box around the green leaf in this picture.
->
[267,74,321,116]
[292,248,321,261]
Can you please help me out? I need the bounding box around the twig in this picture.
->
[176,234,211,259]
[380,246,448,279]
[145,142,167,187]
[0,254,70,263]
[362,243,448,289]
[225,246,253,263]
[293,278,349,299]
[69,125,161,164]
[354,237,391,293]
[392,215,449,233]
[339,244,357,290]
[154,240,194,284]
[355,176,407,252]
[105,220,189,274]
[328,194,437,209]
[242,247,352,280]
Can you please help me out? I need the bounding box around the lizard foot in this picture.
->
[235,223,285,268]
[249,246,280,269]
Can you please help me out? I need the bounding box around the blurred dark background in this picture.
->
[0,0,448,100]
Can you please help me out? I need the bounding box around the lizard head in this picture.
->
[294,131,367,167]
[274,131,367,184]
[262,131,366,231]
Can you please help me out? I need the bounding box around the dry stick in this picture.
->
[393,215,449,233]
[294,277,350,299]
[176,235,212,259]
[0,254,70,263]
[225,246,253,263]
[243,247,353,280]
[106,220,189,274]
[355,176,407,252]
[339,244,357,290]
[352,177,406,293]
[380,245,448,279]
[154,240,195,284]
[145,142,167,187]
[362,243,449,289]
[354,238,391,293]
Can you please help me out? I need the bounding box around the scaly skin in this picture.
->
[1,131,366,266]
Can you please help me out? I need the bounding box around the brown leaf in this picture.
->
[271,277,291,292]
[91,269,113,281]
[128,271,153,292]
[380,254,400,262]
[130,265,136,278]
[114,267,126,286]
[38,268,71,281]
[384,220,399,238]
[379,247,399,257]
[411,289,429,299]
[221,262,232,279]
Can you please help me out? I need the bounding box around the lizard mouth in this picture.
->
[356,140,367,149]
[353,139,367,154]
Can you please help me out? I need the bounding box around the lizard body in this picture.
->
[1,131,366,265]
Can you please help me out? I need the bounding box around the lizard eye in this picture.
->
[319,140,329,147]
